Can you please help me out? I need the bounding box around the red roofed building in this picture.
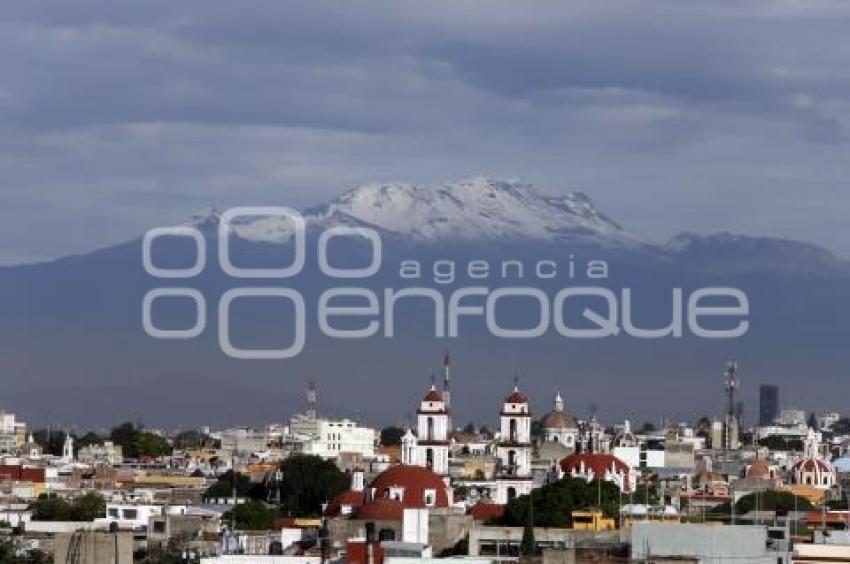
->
[0,465,45,483]
[324,469,367,517]
[559,453,636,493]
[359,464,450,518]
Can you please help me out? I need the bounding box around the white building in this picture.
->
[98,502,190,530]
[0,412,25,454]
[77,441,123,466]
[218,428,272,455]
[288,413,376,459]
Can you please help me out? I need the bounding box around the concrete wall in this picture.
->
[630,523,788,563]
[54,531,133,564]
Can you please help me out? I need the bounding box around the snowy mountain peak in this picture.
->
[189,177,644,246]
[317,177,642,244]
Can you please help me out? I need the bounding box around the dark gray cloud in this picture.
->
[2,0,850,263]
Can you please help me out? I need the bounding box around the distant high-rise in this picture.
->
[759,384,779,426]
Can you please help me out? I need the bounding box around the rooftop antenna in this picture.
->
[306,380,317,420]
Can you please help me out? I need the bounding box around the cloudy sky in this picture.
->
[3,0,850,264]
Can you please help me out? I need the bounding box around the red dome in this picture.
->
[505,389,528,404]
[422,388,444,402]
[560,453,629,476]
[791,458,832,472]
[357,498,407,521]
[356,464,449,520]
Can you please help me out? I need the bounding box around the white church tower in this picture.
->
[62,434,74,463]
[414,384,450,476]
[495,381,534,503]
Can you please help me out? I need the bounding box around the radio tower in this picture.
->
[307,380,318,420]
[442,352,451,410]
[723,361,739,454]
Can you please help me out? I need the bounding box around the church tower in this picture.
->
[62,434,74,463]
[497,382,532,477]
[415,384,450,475]
[494,379,534,503]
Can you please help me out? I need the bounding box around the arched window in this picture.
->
[426,448,434,469]
[427,417,435,441]
[507,487,517,502]
[509,419,517,443]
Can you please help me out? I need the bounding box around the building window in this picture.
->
[424,489,436,506]
[122,509,138,520]
[510,419,517,443]
[426,448,434,469]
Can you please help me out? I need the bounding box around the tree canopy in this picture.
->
[501,477,620,527]
[224,501,277,530]
[29,493,105,522]
[109,422,171,459]
[711,491,813,516]
[276,455,349,517]
[204,470,266,501]
[379,426,405,446]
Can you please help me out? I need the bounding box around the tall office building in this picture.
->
[759,384,779,426]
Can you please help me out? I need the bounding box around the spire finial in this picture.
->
[513,371,519,391]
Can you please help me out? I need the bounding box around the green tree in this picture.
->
[136,432,172,458]
[172,430,210,450]
[379,426,405,446]
[29,493,104,521]
[711,491,813,516]
[110,422,141,457]
[31,429,67,456]
[225,501,277,530]
[277,455,348,516]
[204,470,257,500]
[501,477,620,527]
[109,422,171,458]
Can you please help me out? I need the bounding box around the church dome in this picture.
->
[505,388,528,404]
[746,458,771,479]
[541,410,577,430]
[356,464,450,520]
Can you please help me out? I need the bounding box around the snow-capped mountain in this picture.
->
[198,177,646,247]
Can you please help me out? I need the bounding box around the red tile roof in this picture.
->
[560,453,629,476]
[0,465,45,483]
[468,502,505,522]
[324,489,366,517]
